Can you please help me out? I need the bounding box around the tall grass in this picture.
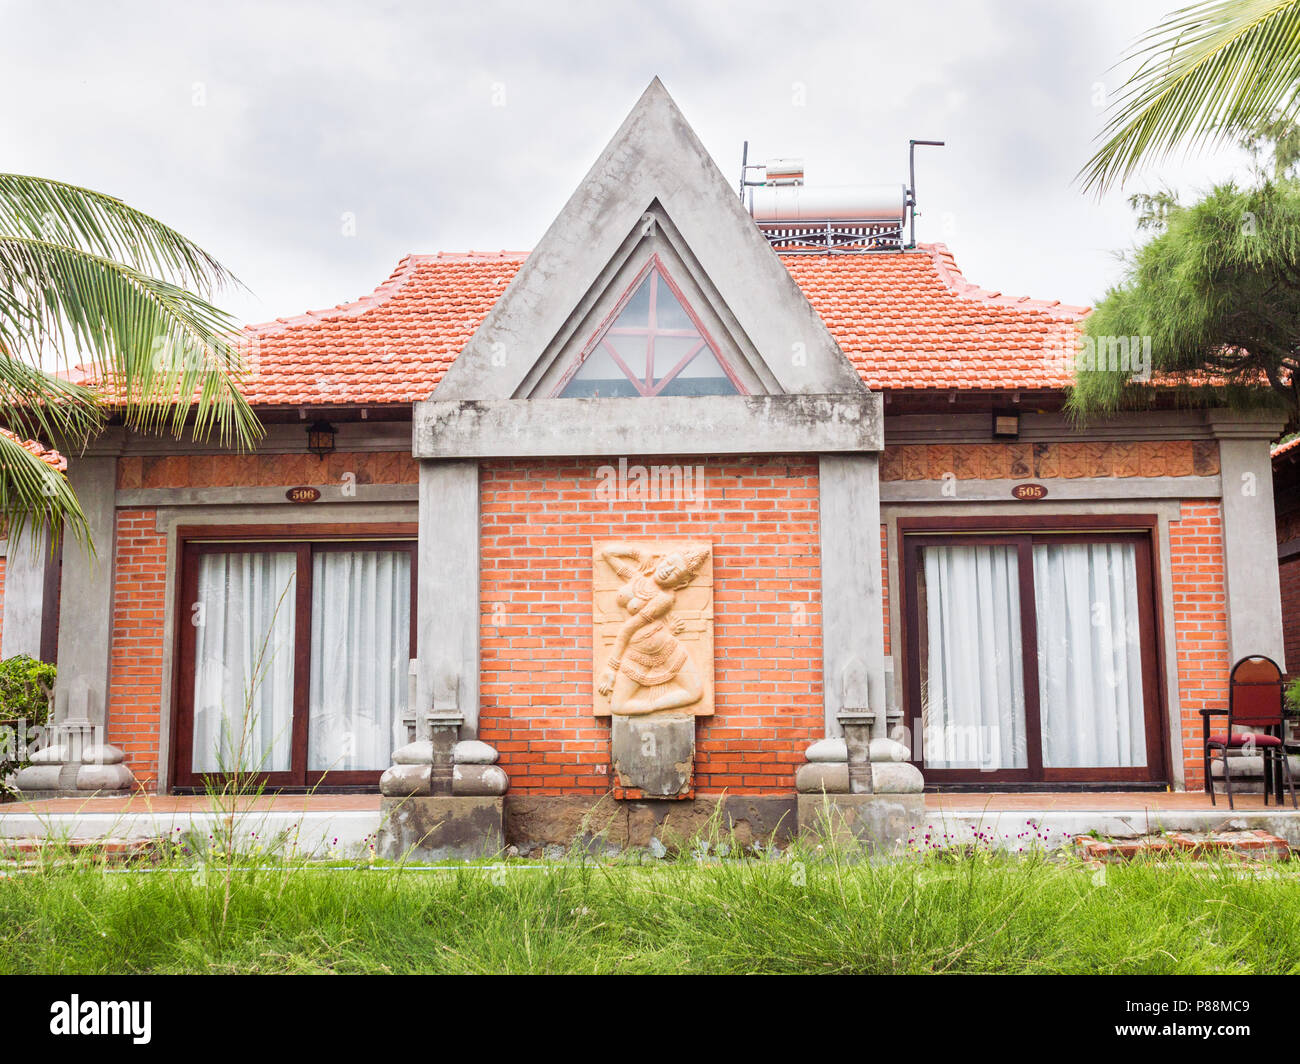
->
[2,846,1298,974]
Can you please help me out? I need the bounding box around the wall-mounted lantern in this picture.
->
[306,419,336,459]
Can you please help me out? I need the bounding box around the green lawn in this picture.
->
[2,846,1299,973]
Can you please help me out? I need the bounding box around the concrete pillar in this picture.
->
[416,459,480,737]
[1208,412,1289,668]
[818,453,886,739]
[13,453,134,796]
[1,527,59,662]
[51,456,118,726]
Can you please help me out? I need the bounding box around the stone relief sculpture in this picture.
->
[592,541,714,717]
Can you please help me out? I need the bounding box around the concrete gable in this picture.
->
[430,78,867,403]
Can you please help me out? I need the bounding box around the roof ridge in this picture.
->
[244,251,530,337]
[918,242,1090,319]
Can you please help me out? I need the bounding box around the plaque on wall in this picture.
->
[591,540,715,717]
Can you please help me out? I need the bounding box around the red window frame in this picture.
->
[898,515,1169,787]
[170,524,417,791]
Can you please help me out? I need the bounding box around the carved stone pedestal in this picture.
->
[610,714,694,798]
[794,708,925,854]
[793,735,924,796]
[376,796,505,861]
[12,721,137,798]
[379,738,508,798]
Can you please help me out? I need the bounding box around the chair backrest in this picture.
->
[1229,655,1285,729]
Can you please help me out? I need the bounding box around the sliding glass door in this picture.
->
[904,527,1165,785]
[174,537,415,789]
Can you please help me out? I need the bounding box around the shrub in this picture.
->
[0,654,54,725]
[0,655,55,796]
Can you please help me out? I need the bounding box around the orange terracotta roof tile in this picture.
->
[0,428,67,472]
[1273,435,1300,460]
[233,243,1087,406]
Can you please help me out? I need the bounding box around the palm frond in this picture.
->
[1080,0,1300,194]
[0,357,102,450]
[0,431,88,553]
[0,237,261,449]
[0,174,241,294]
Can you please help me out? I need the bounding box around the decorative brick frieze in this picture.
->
[880,440,1220,482]
[116,451,419,491]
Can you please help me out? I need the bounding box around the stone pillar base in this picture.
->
[377,796,505,861]
[11,727,137,799]
[797,793,925,855]
[379,739,508,798]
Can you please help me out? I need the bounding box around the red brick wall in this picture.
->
[94,466,1234,796]
[1280,555,1300,678]
[106,509,167,786]
[1169,501,1230,790]
[478,456,822,795]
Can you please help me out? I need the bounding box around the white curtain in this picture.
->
[192,552,297,773]
[308,550,410,771]
[1033,542,1146,767]
[921,545,1027,770]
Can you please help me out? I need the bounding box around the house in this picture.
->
[3,81,1286,849]
[1273,436,1300,676]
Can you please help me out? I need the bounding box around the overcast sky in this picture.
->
[2,0,1256,328]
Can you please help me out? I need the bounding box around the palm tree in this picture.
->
[1080,0,1300,194]
[0,174,261,549]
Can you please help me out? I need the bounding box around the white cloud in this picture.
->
[0,0,1257,325]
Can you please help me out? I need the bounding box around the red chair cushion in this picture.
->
[1208,732,1283,747]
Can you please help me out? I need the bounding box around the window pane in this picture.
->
[564,344,641,397]
[308,550,411,771]
[560,266,739,397]
[1033,542,1147,768]
[192,552,297,773]
[919,544,1027,770]
[652,277,694,332]
[657,347,736,396]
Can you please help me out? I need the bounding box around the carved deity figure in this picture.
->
[596,544,710,716]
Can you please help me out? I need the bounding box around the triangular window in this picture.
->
[557,260,742,397]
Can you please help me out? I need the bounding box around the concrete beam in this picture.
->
[414,393,884,460]
[819,454,885,739]
[417,461,480,737]
[52,456,117,725]
[881,475,1220,503]
[1,528,59,662]
[117,484,417,508]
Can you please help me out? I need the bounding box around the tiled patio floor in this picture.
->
[928,790,1292,813]
[2,793,385,815]
[2,791,1297,855]
[1,789,1293,816]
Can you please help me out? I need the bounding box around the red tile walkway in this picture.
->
[1,790,1287,816]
